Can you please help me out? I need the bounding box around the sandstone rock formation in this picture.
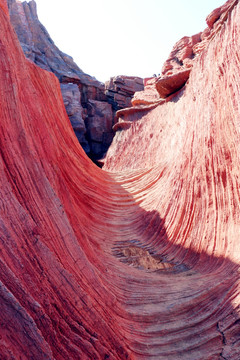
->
[6,0,102,87]
[131,0,239,110]
[103,2,240,357]
[1,0,240,360]
[85,99,114,158]
[131,77,161,106]
[105,75,144,110]
[160,33,202,76]
[7,0,144,162]
[6,0,111,161]
[60,83,89,152]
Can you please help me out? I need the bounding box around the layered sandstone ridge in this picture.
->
[131,0,238,108]
[7,0,144,161]
[1,0,240,359]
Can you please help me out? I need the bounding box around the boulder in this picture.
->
[155,68,191,98]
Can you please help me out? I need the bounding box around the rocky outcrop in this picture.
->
[160,33,202,76]
[60,84,114,157]
[132,0,238,109]
[7,0,101,87]
[105,75,144,110]
[1,0,240,359]
[60,83,89,152]
[7,0,143,162]
[105,0,240,170]
[155,68,191,98]
[131,77,161,106]
[85,99,114,158]
[7,0,113,161]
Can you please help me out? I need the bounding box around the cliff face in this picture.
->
[0,0,240,359]
[105,75,144,110]
[7,0,144,161]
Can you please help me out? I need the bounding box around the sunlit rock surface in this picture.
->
[6,0,114,161]
[7,0,144,162]
[0,0,240,359]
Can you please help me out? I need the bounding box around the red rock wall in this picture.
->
[0,3,132,358]
[7,0,144,162]
[0,1,240,360]
[6,0,113,161]
[103,1,240,357]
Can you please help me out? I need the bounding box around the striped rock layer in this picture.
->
[0,0,240,359]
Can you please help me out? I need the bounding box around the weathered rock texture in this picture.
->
[7,0,143,162]
[1,0,240,359]
[131,0,239,109]
[105,75,144,110]
[6,0,111,161]
[103,2,240,358]
[60,83,89,151]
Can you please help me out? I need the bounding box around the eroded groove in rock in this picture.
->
[0,0,240,359]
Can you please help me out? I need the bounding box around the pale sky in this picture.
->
[34,0,225,83]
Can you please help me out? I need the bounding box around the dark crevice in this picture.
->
[217,322,227,360]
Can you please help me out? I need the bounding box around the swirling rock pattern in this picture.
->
[6,0,144,162]
[0,1,240,360]
[6,0,111,160]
